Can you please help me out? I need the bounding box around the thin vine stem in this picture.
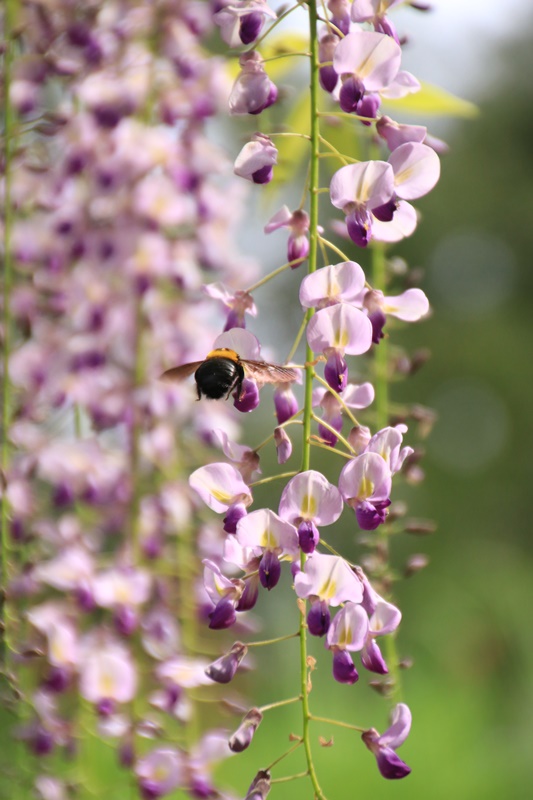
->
[1,0,17,671]
[318,235,351,262]
[298,3,327,799]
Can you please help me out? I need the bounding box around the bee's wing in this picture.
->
[242,359,298,385]
[160,362,203,382]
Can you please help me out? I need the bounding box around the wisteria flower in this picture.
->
[79,636,137,711]
[319,33,341,94]
[278,470,343,553]
[203,559,246,629]
[333,31,401,114]
[236,508,299,589]
[363,287,429,342]
[361,596,401,674]
[325,601,369,683]
[294,553,363,636]
[338,451,392,530]
[229,51,277,115]
[214,0,276,47]
[362,702,412,779]
[351,0,404,42]
[265,206,311,266]
[136,747,185,799]
[372,142,441,224]
[203,282,257,330]
[306,303,373,391]
[234,133,278,185]
[299,260,366,310]
[365,424,413,474]
[313,383,374,446]
[329,160,395,247]
[189,462,253,533]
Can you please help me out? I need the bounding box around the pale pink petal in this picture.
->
[306,304,373,356]
[189,463,252,513]
[278,470,343,527]
[299,261,366,308]
[389,142,440,200]
[330,161,394,211]
[264,205,293,233]
[342,382,375,409]
[383,288,429,321]
[380,69,420,100]
[371,200,417,243]
[333,32,401,90]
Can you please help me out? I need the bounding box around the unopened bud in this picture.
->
[404,519,436,536]
[404,553,429,578]
[347,424,371,454]
[229,707,263,753]
[205,642,248,684]
[274,427,292,464]
[245,770,271,800]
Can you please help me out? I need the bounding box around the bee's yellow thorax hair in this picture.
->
[205,348,240,362]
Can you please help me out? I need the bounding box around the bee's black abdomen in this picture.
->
[194,358,244,400]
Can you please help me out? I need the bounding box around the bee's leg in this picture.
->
[225,376,242,401]
[196,385,202,401]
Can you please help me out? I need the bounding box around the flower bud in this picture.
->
[274,427,292,464]
[205,642,248,684]
[229,707,263,753]
[245,770,271,800]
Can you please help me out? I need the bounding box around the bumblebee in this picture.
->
[161,347,297,401]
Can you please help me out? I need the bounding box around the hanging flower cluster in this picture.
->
[1,0,444,797]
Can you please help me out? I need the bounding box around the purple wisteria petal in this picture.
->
[380,70,420,100]
[371,200,417,242]
[264,205,293,233]
[278,470,344,527]
[369,597,402,636]
[293,553,363,606]
[388,142,441,200]
[379,702,412,749]
[274,427,292,464]
[307,598,331,636]
[361,637,388,674]
[333,32,401,92]
[306,304,373,356]
[366,425,413,473]
[342,382,375,409]
[299,261,366,309]
[229,53,277,116]
[332,649,359,684]
[339,452,392,505]
[326,602,369,651]
[236,508,299,558]
[189,463,252,514]
[234,133,278,184]
[376,116,427,151]
[383,288,429,321]
[376,747,412,779]
[215,0,276,48]
[351,0,403,23]
[330,161,394,212]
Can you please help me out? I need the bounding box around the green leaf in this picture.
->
[384,81,478,118]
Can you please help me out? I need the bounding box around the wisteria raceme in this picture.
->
[1,0,443,797]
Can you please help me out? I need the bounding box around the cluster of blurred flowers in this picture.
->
[1,1,264,797]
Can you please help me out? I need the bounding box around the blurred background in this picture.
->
[218,3,533,798]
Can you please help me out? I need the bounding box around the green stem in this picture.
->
[245,258,305,293]
[297,5,327,799]
[310,715,364,732]
[318,235,351,262]
[1,0,17,671]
